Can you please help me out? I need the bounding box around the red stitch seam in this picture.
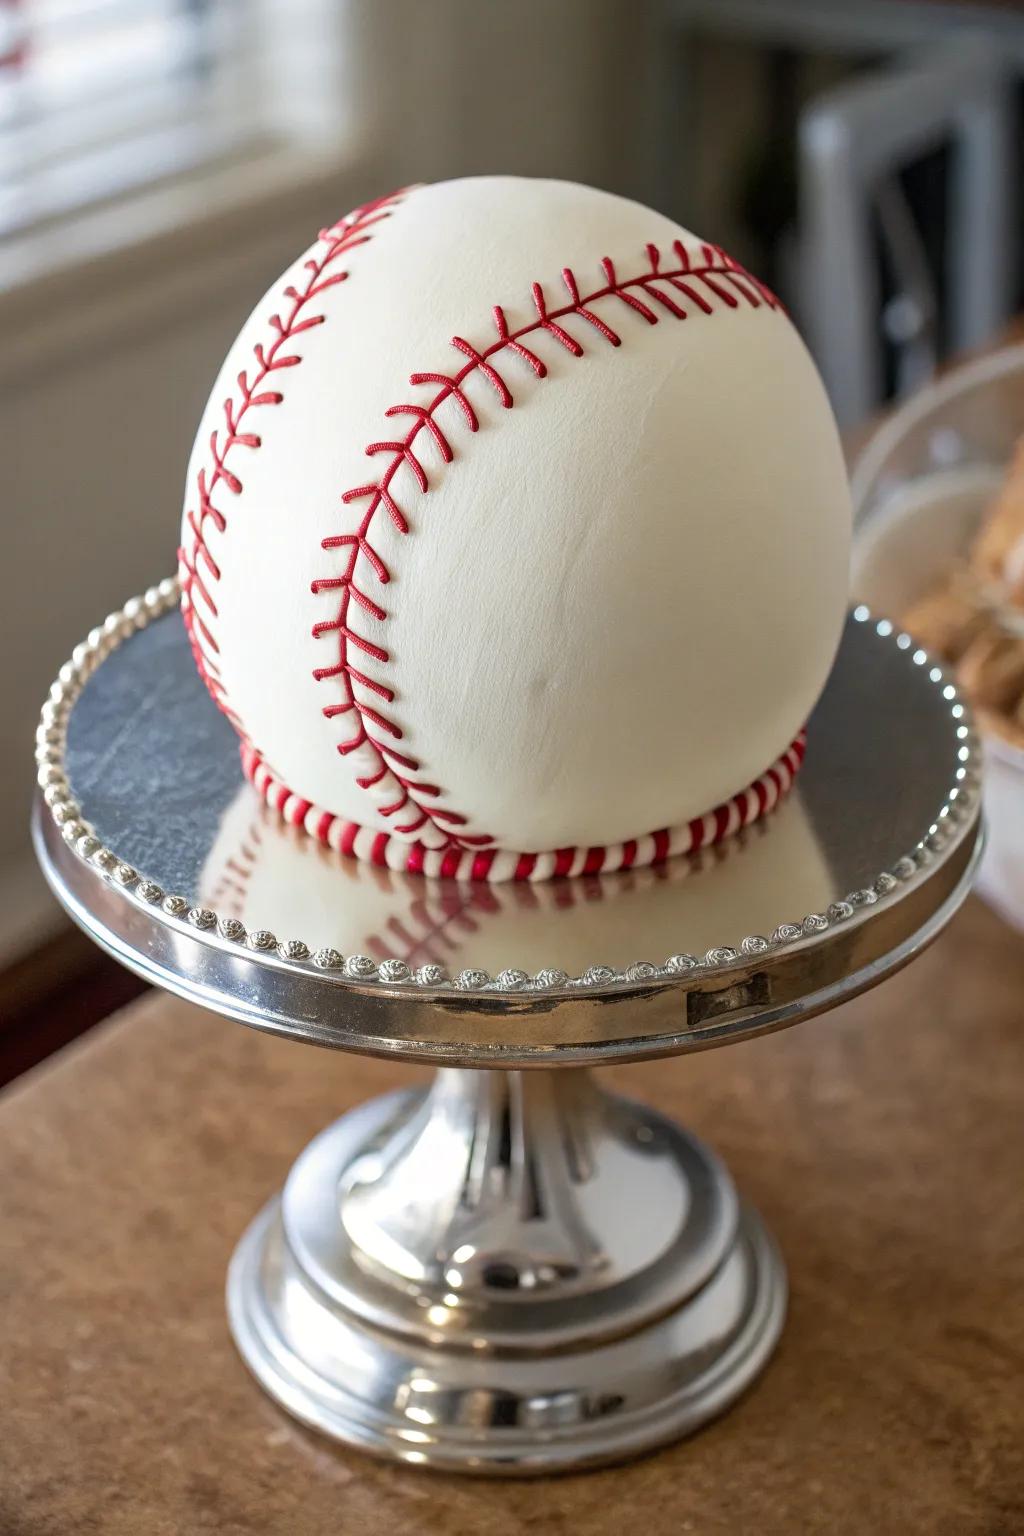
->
[178,189,409,732]
[312,239,779,849]
[240,731,804,883]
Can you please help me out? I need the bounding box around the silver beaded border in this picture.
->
[36,582,982,996]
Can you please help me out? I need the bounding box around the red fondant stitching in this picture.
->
[178,189,408,731]
[312,238,778,848]
[240,730,804,882]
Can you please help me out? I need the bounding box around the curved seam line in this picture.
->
[177,187,410,734]
[312,238,779,849]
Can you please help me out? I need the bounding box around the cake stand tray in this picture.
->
[33,580,982,1475]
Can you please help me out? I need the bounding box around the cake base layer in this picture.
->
[239,732,807,883]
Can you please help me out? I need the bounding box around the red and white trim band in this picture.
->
[239,732,807,884]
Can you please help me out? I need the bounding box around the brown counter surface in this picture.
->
[1,894,1022,1536]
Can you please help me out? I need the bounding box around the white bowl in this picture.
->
[851,346,1024,931]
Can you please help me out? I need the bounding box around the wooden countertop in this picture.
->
[1,895,1022,1534]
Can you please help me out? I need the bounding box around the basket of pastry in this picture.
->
[851,344,1024,929]
[902,441,1024,752]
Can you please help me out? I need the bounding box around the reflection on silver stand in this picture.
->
[33,582,982,1474]
[229,1069,782,1471]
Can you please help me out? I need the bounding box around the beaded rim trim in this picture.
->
[36,581,982,996]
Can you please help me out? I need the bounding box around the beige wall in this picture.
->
[342,0,662,200]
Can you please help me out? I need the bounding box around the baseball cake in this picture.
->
[179,176,850,882]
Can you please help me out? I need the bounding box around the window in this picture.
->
[0,0,254,236]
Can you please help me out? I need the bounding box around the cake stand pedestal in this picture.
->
[228,1068,781,1472]
[33,581,982,1475]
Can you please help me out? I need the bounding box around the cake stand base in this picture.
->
[226,1068,786,1474]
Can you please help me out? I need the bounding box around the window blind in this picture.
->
[0,0,250,236]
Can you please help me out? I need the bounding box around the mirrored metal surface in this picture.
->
[62,606,964,956]
[34,590,982,1062]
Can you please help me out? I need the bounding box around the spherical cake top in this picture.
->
[180,176,851,881]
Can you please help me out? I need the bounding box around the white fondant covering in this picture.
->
[181,176,850,863]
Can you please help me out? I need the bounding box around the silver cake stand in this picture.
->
[33,579,982,1476]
